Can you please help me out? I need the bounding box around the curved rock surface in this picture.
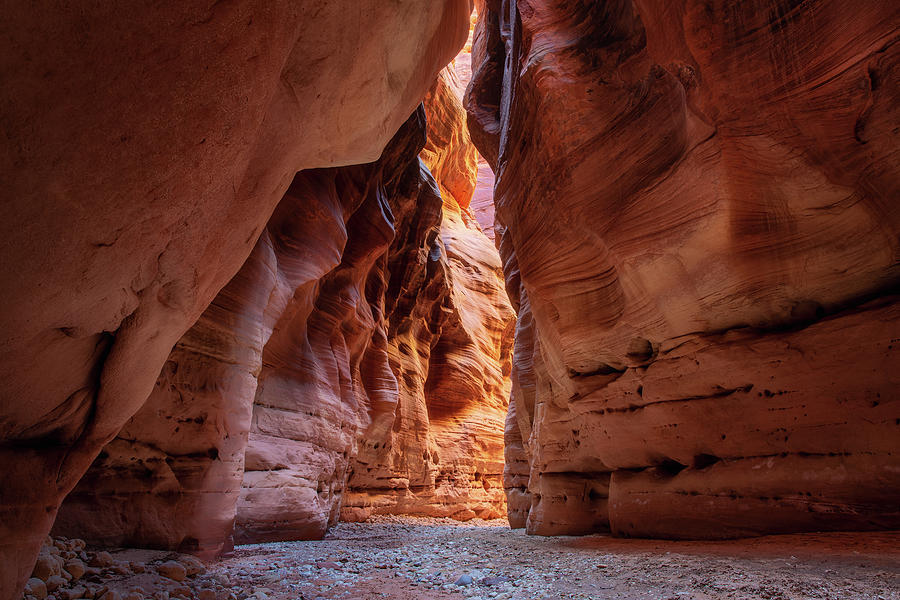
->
[0,2,471,598]
[467,0,900,537]
[342,84,514,521]
[242,69,514,537]
[53,65,512,559]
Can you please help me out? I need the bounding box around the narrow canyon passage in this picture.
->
[1,2,898,600]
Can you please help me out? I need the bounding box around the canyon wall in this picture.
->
[467,0,900,537]
[339,70,514,524]
[0,2,472,598]
[53,67,512,553]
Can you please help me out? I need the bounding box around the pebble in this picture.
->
[89,552,114,568]
[23,579,47,600]
[44,575,66,592]
[31,555,60,581]
[179,555,206,576]
[64,559,86,580]
[156,561,187,582]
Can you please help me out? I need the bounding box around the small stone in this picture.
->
[45,575,67,592]
[24,578,48,600]
[32,555,60,581]
[129,562,146,574]
[58,585,87,600]
[481,576,509,586]
[89,552,114,568]
[65,559,87,580]
[99,592,122,600]
[179,555,206,576]
[170,584,192,599]
[157,561,187,581]
[198,589,217,600]
[123,594,142,600]
[108,563,132,576]
[454,574,474,586]
[84,566,102,578]
[316,561,341,570]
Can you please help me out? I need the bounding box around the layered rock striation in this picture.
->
[467,0,900,537]
[341,69,514,522]
[53,65,513,556]
[0,2,472,598]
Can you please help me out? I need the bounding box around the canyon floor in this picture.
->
[207,517,900,600]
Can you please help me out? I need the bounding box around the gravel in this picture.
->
[211,516,900,600]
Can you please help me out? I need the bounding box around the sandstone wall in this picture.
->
[467,0,900,537]
[0,2,471,598]
[341,73,514,521]
[53,65,513,553]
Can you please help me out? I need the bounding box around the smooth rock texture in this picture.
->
[0,2,471,598]
[235,114,431,543]
[467,0,900,536]
[241,68,514,536]
[54,64,513,556]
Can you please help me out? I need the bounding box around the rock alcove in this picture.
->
[1,1,898,600]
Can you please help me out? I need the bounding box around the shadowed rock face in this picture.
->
[467,0,900,537]
[0,2,471,598]
[52,66,513,553]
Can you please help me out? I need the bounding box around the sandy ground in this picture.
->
[211,517,900,600]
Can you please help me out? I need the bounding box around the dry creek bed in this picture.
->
[26,517,900,600]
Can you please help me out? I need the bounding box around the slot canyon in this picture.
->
[0,1,897,600]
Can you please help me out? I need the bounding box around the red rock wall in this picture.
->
[467,0,900,537]
[241,69,515,537]
[341,72,514,521]
[54,66,513,552]
[235,112,438,542]
[0,2,472,598]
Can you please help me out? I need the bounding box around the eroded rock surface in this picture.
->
[241,68,514,536]
[0,2,471,598]
[54,64,513,557]
[467,0,900,536]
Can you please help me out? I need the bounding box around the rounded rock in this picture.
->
[24,578,48,600]
[90,551,115,568]
[65,558,87,580]
[156,560,187,582]
[45,575,67,592]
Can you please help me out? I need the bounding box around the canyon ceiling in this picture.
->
[1,1,898,600]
